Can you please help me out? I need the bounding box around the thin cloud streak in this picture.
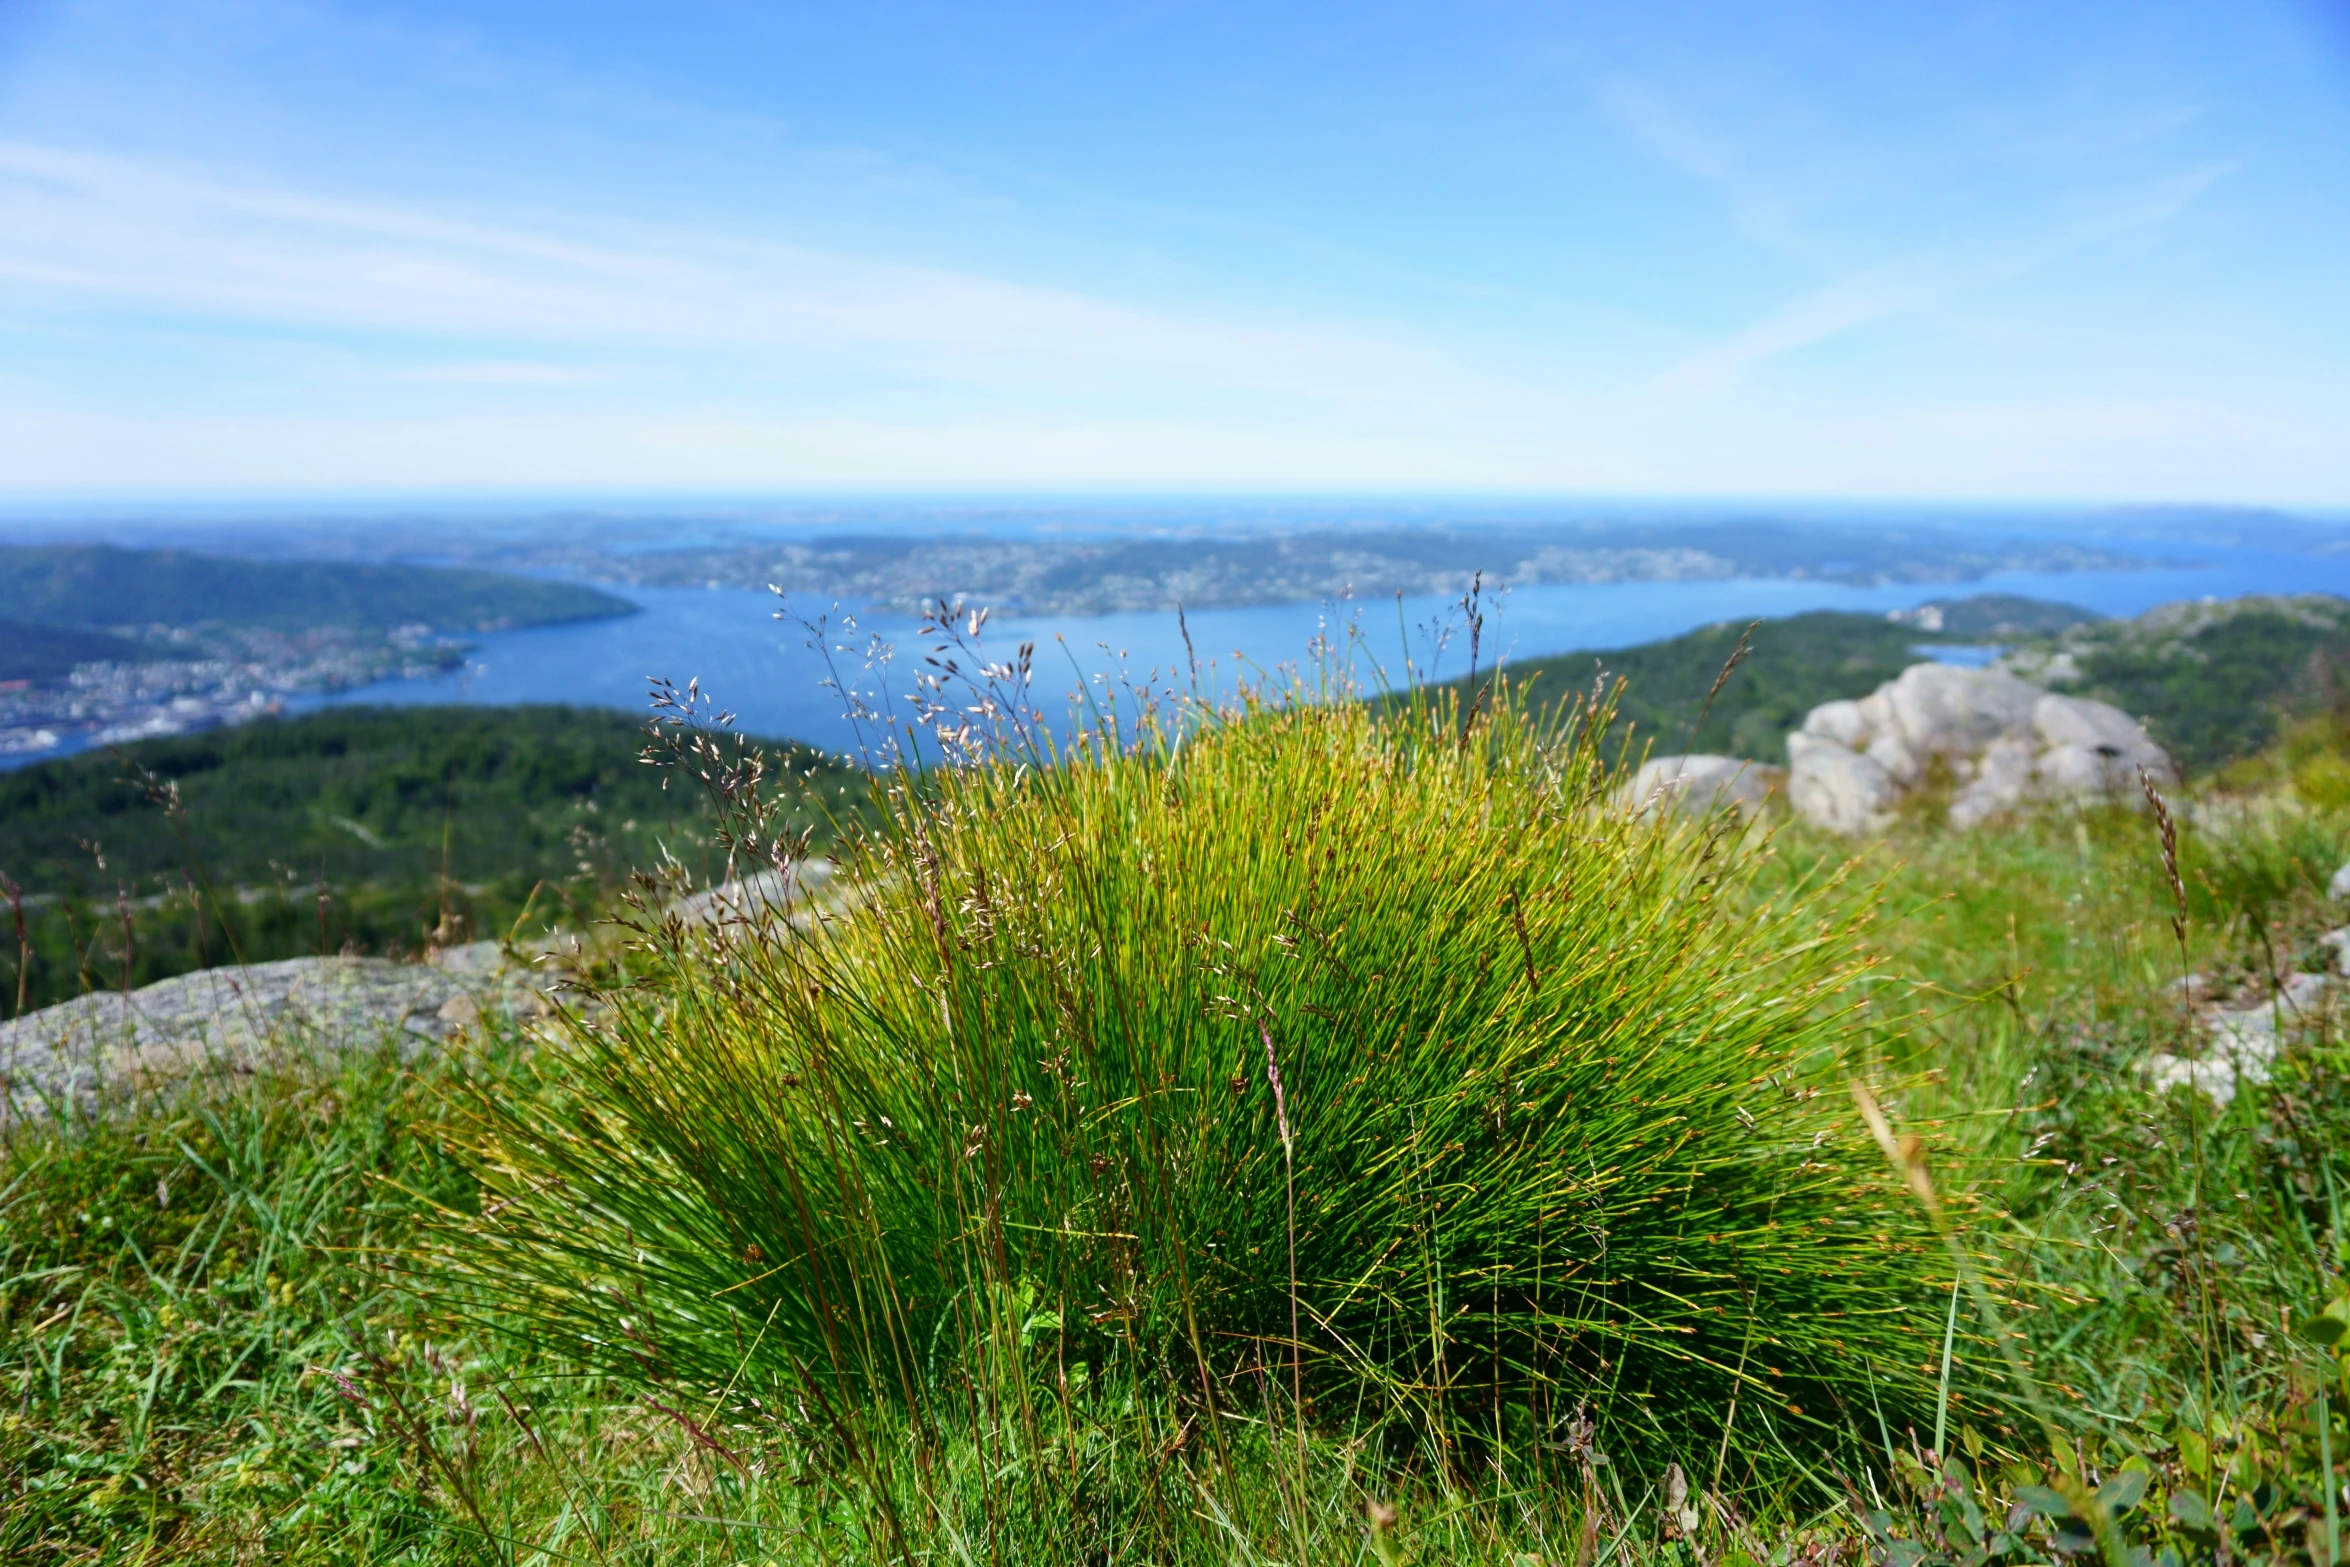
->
[1649,269,1932,398]
[0,142,1523,407]
[1644,156,2239,400]
[1594,77,1815,254]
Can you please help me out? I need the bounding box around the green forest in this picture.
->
[2050,603,2350,769]
[0,705,865,1010]
[0,617,152,682]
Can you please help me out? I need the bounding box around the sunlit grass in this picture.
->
[9,667,2350,1562]
[440,672,1971,1555]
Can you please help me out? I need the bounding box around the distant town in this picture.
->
[0,544,637,763]
[0,623,464,758]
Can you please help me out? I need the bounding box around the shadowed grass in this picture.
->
[0,1034,1871,1563]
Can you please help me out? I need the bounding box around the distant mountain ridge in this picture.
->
[0,544,636,634]
[469,519,2147,615]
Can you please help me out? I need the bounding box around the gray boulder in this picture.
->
[1787,663,2172,834]
[1783,734,1899,835]
[1620,754,1782,818]
[0,945,559,1123]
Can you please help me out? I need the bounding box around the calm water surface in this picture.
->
[286,537,2350,757]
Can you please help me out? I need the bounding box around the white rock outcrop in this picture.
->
[1620,755,1782,818]
[1786,663,2173,834]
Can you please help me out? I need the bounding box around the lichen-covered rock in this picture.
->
[1787,663,2173,834]
[0,944,559,1122]
[1619,754,1782,818]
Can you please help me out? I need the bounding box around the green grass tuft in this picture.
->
[449,675,1968,1497]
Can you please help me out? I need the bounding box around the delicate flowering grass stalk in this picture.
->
[2142,764,2219,1434]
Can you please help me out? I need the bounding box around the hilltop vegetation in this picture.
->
[0,543,634,633]
[0,705,867,1010]
[2006,594,2350,770]
[10,593,2350,1562]
[1484,592,2350,775]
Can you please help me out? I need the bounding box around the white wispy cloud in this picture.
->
[1648,269,1934,397]
[0,141,1497,406]
[1637,157,2238,400]
[1593,76,1824,255]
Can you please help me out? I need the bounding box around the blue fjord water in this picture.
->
[283,535,2350,759]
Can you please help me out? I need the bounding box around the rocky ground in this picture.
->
[2147,963,2340,1106]
[0,863,852,1123]
[1632,659,2170,833]
[0,941,568,1124]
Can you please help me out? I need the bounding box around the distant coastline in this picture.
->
[8,503,2350,769]
[0,545,637,763]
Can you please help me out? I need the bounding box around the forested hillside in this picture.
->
[0,618,152,683]
[2004,594,2350,769]
[0,544,635,632]
[0,705,866,1010]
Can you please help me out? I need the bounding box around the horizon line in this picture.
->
[0,487,2341,522]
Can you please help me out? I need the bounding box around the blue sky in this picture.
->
[0,0,2346,500]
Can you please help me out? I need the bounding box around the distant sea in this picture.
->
[275,529,2350,763]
